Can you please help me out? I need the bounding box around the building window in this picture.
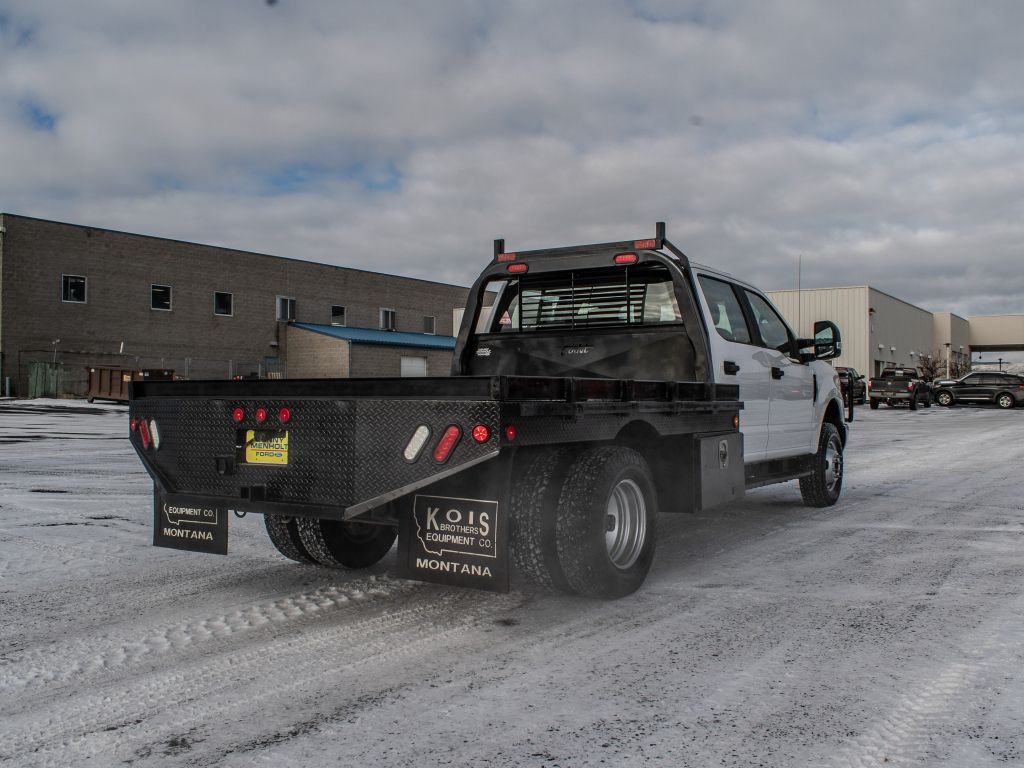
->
[214,292,233,317]
[380,308,396,331]
[423,315,436,335]
[331,305,346,326]
[151,284,172,311]
[400,356,427,377]
[61,275,87,303]
[277,296,296,321]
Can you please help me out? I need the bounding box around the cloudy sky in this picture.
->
[2,1,1023,320]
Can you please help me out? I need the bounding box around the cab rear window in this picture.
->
[481,265,682,333]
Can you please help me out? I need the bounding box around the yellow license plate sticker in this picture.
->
[245,430,289,465]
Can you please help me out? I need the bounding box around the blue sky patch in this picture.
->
[262,162,402,196]
[21,99,58,132]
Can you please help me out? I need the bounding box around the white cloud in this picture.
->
[2,0,1023,317]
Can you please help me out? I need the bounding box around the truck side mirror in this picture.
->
[812,320,842,361]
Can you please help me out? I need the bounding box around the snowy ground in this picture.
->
[2,398,1023,767]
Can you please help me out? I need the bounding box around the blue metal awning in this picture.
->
[290,322,456,350]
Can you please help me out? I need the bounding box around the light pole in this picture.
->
[945,342,951,378]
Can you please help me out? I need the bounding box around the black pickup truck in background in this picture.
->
[835,366,866,405]
[868,367,932,410]
[129,223,846,599]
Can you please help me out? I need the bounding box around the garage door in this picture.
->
[400,356,427,377]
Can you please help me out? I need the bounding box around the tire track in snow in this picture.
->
[831,607,1024,767]
[0,576,412,697]
[0,587,522,766]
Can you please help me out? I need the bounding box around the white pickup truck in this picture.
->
[129,223,847,598]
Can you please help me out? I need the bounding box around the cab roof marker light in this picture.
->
[496,252,517,263]
[403,425,431,462]
[634,239,657,250]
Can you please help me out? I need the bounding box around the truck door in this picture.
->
[696,275,769,462]
[741,290,816,458]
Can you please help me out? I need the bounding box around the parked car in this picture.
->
[932,372,1024,409]
[835,366,866,405]
[868,367,932,410]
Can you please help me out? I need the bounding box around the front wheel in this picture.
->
[996,393,1015,409]
[555,446,658,599]
[935,391,954,407]
[799,423,843,508]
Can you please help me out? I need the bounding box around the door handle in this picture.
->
[723,360,740,375]
[771,367,785,379]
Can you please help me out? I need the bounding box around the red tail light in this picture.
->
[908,382,915,391]
[255,407,268,424]
[139,419,151,449]
[278,407,292,424]
[504,425,517,441]
[507,263,529,274]
[232,407,245,423]
[471,424,490,443]
[433,425,462,463]
[867,381,872,391]
[130,417,138,433]
[614,253,638,265]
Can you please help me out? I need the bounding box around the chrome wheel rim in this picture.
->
[824,437,843,494]
[998,394,1012,408]
[605,478,647,569]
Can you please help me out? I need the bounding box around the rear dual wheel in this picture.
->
[265,514,396,569]
[511,446,658,599]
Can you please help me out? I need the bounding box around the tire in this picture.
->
[923,393,932,408]
[509,447,577,593]
[909,395,918,411]
[935,390,954,407]
[799,422,843,508]
[296,517,397,569]
[996,392,1015,409]
[869,399,880,410]
[554,446,658,599]
[264,514,316,563]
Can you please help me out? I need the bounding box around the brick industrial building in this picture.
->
[0,214,470,397]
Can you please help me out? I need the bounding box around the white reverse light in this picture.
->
[403,425,431,462]
[149,419,161,450]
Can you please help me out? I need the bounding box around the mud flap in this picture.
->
[153,489,229,555]
[397,494,509,592]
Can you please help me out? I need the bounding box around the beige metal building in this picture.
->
[767,286,972,378]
